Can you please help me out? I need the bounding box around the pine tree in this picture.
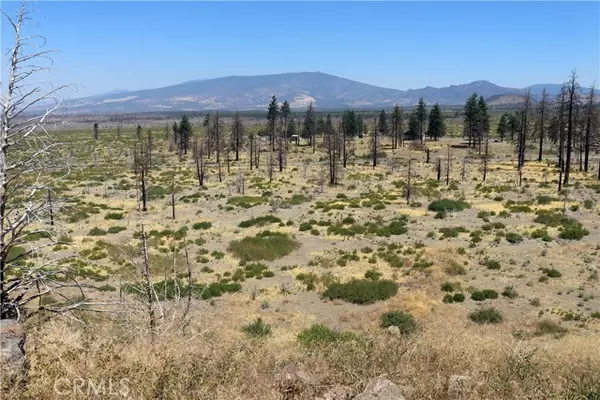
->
[302,102,316,150]
[497,113,509,142]
[463,93,478,147]
[377,109,388,139]
[407,111,420,140]
[178,115,192,155]
[267,96,279,151]
[426,103,445,141]
[476,96,490,153]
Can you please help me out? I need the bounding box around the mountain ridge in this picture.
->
[62,72,594,114]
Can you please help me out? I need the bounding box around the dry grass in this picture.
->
[5,311,599,400]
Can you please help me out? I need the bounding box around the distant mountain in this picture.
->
[61,72,593,113]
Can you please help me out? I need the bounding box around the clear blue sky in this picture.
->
[2,1,599,97]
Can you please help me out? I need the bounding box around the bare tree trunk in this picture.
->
[140,225,156,336]
[563,72,577,186]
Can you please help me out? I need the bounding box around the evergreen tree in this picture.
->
[302,102,316,148]
[407,111,420,140]
[463,93,478,147]
[136,124,142,141]
[178,115,192,154]
[415,98,427,143]
[475,96,490,153]
[426,103,445,141]
[266,95,279,151]
[496,113,509,142]
[377,109,388,138]
[172,122,179,146]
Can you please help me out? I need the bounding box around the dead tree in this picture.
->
[231,111,245,161]
[406,155,413,204]
[371,119,378,169]
[563,71,579,186]
[249,133,254,170]
[193,139,205,187]
[170,180,176,220]
[482,134,489,181]
[446,146,452,186]
[0,3,78,318]
[537,88,549,162]
[133,143,149,212]
[583,82,596,172]
[213,112,223,182]
[139,223,157,335]
[517,91,532,170]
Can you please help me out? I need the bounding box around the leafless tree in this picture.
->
[0,2,79,318]
[583,82,596,172]
[536,88,549,162]
[563,71,579,186]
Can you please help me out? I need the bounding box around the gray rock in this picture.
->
[354,378,407,400]
[317,385,355,400]
[447,375,473,398]
[275,363,316,398]
[0,319,25,381]
[387,325,401,337]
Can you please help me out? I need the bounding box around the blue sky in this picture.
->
[2,1,599,97]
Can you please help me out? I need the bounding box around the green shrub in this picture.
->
[228,231,300,261]
[297,324,356,346]
[104,212,124,220]
[380,311,419,335]
[543,268,562,278]
[299,222,312,231]
[439,226,468,239]
[88,227,107,236]
[441,281,457,292]
[469,307,503,324]
[192,221,212,230]
[501,286,518,299]
[471,289,498,301]
[107,226,126,234]
[434,211,447,219]
[486,259,501,270]
[453,293,465,302]
[536,195,556,205]
[506,232,523,244]
[531,228,552,242]
[226,196,268,208]
[428,199,470,212]
[242,318,272,338]
[559,224,589,240]
[323,279,398,304]
[364,269,382,281]
[238,215,281,228]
